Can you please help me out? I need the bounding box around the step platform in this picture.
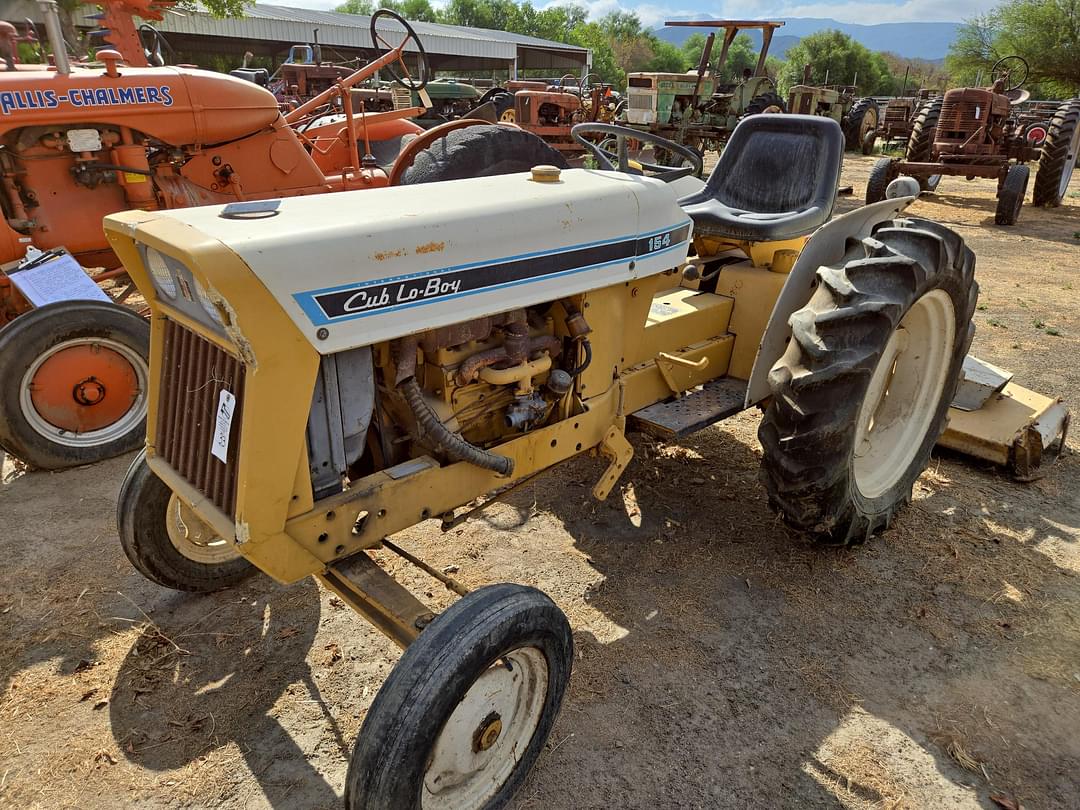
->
[629,377,748,439]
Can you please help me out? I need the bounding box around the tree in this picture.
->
[777,29,894,95]
[644,39,688,73]
[879,52,950,94]
[947,0,1080,97]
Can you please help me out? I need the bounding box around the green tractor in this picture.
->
[621,20,787,161]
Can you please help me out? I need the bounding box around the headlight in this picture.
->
[144,247,176,298]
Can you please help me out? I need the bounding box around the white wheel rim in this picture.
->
[423,646,549,810]
[18,337,148,448]
[853,289,955,500]
[166,494,239,564]
[1057,120,1080,199]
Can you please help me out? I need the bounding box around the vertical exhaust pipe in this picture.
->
[36,0,69,75]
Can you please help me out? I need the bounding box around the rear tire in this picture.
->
[845,97,879,153]
[117,450,254,592]
[1032,98,1080,207]
[400,124,568,184]
[905,97,943,192]
[995,164,1029,225]
[746,91,786,116]
[0,300,149,470]
[759,218,977,545]
[345,583,572,809]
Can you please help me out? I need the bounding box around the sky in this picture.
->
[256,0,999,28]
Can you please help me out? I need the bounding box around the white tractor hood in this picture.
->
[149,168,693,353]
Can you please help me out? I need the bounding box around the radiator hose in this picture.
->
[400,378,514,477]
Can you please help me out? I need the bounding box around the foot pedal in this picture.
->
[629,377,747,440]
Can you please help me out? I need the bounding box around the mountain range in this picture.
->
[655,18,961,61]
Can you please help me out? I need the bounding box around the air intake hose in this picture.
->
[399,378,514,477]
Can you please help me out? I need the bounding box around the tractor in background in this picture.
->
[0,5,565,471]
[621,20,787,161]
[786,64,881,154]
[499,74,617,156]
[867,56,1080,224]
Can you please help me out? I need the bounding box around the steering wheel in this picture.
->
[572,123,703,182]
[370,9,429,91]
[138,24,171,67]
[990,55,1028,93]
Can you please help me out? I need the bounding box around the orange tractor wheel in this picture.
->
[0,300,149,470]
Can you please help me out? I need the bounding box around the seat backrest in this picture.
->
[704,114,844,216]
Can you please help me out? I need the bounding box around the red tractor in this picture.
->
[0,4,564,471]
[866,56,1080,224]
[503,74,617,156]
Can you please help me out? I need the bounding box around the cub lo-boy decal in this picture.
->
[296,223,692,325]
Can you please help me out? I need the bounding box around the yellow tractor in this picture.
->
[103,115,1066,809]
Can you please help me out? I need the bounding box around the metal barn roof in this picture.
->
[2,2,590,70]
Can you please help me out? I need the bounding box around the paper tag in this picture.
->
[7,254,110,307]
[211,389,236,463]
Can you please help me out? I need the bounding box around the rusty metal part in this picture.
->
[317,552,432,648]
[503,318,529,366]
[381,538,469,596]
[561,298,591,338]
[456,334,561,385]
[420,318,494,353]
[156,319,245,519]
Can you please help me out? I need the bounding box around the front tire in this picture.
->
[117,450,254,592]
[995,164,1029,226]
[759,218,977,545]
[865,157,899,203]
[346,583,572,810]
[0,300,149,470]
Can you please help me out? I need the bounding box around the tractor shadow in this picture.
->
[492,422,1080,809]
[107,577,339,809]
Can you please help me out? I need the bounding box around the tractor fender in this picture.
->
[744,194,918,407]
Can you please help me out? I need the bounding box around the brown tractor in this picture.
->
[866,56,1080,224]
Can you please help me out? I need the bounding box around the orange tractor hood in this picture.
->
[0,65,281,145]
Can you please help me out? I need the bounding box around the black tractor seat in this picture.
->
[679,114,844,243]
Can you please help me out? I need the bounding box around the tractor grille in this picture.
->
[391,86,412,111]
[156,319,246,518]
[628,92,653,110]
[937,98,978,135]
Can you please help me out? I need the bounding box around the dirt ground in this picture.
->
[1,156,1078,810]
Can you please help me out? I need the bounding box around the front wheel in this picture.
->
[117,450,254,592]
[759,218,977,544]
[865,157,899,203]
[995,164,1029,226]
[345,583,572,810]
[0,300,149,470]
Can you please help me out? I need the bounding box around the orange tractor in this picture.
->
[0,3,560,470]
